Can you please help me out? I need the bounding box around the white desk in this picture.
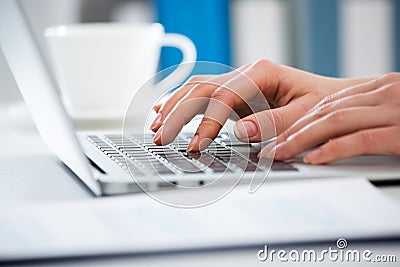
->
[1,102,400,266]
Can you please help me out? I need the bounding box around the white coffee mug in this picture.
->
[44,23,196,122]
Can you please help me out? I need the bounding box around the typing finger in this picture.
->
[154,65,251,145]
[150,75,212,132]
[187,62,274,152]
[303,126,400,164]
[234,96,317,143]
[265,106,391,160]
[152,103,162,113]
[306,74,398,116]
[277,89,382,144]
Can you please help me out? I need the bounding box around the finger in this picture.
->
[187,61,282,151]
[272,106,392,161]
[308,73,399,115]
[153,64,253,133]
[152,103,162,113]
[234,96,315,142]
[154,95,210,145]
[229,100,268,120]
[229,103,253,120]
[155,78,241,145]
[156,65,251,145]
[303,126,400,164]
[187,97,238,152]
[233,110,274,143]
[277,89,382,143]
[150,75,211,132]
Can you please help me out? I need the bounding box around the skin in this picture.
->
[150,59,400,164]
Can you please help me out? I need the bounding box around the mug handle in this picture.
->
[156,33,197,91]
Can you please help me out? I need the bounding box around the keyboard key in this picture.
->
[271,161,298,171]
[88,134,298,176]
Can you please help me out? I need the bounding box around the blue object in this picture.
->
[154,0,231,72]
[295,0,339,77]
[395,0,400,72]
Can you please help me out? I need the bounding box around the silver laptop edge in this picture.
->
[0,0,102,195]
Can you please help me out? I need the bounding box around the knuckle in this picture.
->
[210,88,236,105]
[200,117,221,128]
[379,82,400,98]
[272,109,286,132]
[358,131,377,152]
[188,80,220,96]
[382,72,400,82]
[190,83,206,93]
[312,104,331,120]
[252,58,273,69]
[319,94,335,106]
[313,95,337,113]
[183,75,211,89]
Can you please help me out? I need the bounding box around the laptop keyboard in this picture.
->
[86,134,297,176]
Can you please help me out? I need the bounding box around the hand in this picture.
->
[267,72,400,164]
[150,59,371,153]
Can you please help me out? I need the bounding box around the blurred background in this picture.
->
[1,0,399,104]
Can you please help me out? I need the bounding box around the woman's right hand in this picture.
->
[150,59,372,153]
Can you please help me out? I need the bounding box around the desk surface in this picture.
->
[1,102,400,266]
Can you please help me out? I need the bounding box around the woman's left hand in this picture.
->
[264,72,400,164]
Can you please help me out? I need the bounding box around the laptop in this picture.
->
[1,0,399,197]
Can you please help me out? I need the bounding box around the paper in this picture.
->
[0,177,399,261]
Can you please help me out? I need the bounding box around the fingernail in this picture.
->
[303,148,322,164]
[187,134,199,153]
[198,138,213,151]
[153,125,164,144]
[234,120,258,140]
[150,113,162,131]
[153,104,161,111]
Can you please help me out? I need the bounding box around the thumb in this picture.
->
[233,102,309,142]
